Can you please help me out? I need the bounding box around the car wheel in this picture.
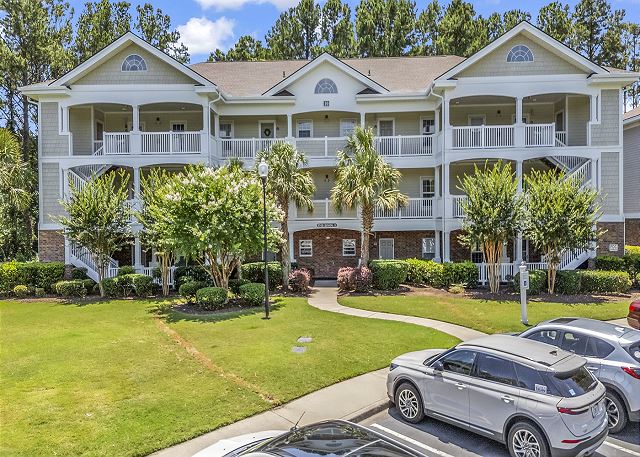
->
[394,382,424,424]
[507,421,549,457]
[605,391,627,434]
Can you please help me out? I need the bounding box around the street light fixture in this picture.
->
[258,158,270,319]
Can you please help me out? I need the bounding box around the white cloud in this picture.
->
[195,0,299,12]
[177,16,235,55]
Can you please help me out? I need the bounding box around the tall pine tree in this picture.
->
[355,0,417,57]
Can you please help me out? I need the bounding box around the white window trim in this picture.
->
[378,238,395,259]
[511,113,530,124]
[420,175,435,198]
[342,239,356,257]
[340,118,357,137]
[468,114,486,126]
[296,119,313,138]
[95,119,104,140]
[219,120,234,138]
[121,54,148,72]
[554,109,565,131]
[506,45,535,63]
[126,121,146,132]
[170,120,187,131]
[377,118,395,136]
[422,237,436,259]
[299,239,313,257]
[259,120,276,138]
[419,117,435,135]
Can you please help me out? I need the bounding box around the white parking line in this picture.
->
[603,441,640,456]
[370,423,456,457]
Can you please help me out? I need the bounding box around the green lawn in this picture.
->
[0,297,457,457]
[339,294,630,334]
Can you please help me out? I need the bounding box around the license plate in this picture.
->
[591,402,602,417]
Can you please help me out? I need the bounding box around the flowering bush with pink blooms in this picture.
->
[337,267,355,292]
[338,266,372,293]
[288,268,311,293]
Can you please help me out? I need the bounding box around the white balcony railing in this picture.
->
[93,140,104,155]
[219,138,287,159]
[477,261,547,285]
[555,131,568,147]
[374,135,434,156]
[452,196,468,218]
[525,124,555,147]
[294,199,357,219]
[141,132,201,154]
[374,198,434,219]
[103,132,131,155]
[296,137,348,157]
[452,125,514,149]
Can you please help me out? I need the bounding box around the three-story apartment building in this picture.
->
[20,22,639,280]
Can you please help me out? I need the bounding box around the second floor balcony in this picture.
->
[96,131,206,156]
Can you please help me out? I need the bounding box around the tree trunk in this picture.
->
[160,253,171,297]
[281,210,290,290]
[360,204,374,267]
[484,239,502,294]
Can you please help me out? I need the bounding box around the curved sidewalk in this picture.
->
[308,280,486,342]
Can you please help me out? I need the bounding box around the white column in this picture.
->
[515,97,523,124]
[443,231,451,262]
[360,112,366,127]
[515,97,524,147]
[287,114,293,138]
[435,231,441,263]
[134,236,142,271]
[443,162,450,218]
[435,108,440,133]
[443,97,450,150]
[62,105,70,133]
[131,105,141,154]
[516,160,523,194]
[515,160,523,263]
[289,231,295,262]
[213,113,220,138]
[132,105,140,131]
[133,167,141,199]
[202,103,208,133]
[591,158,597,189]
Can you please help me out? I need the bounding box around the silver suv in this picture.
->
[387,335,608,457]
[519,317,640,434]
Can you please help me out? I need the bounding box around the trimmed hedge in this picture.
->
[289,268,311,293]
[100,278,118,297]
[626,245,640,255]
[13,284,30,298]
[239,282,266,307]
[513,270,547,295]
[34,287,45,297]
[444,262,478,288]
[0,261,65,293]
[175,265,211,289]
[70,267,88,280]
[131,274,153,297]
[179,281,209,302]
[195,287,228,310]
[555,270,582,295]
[594,255,626,271]
[579,270,631,294]
[82,279,96,294]
[240,262,283,290]
[117,265,136,276]
[229,278,250,295]
[406,259,445,288]
[55,280,87,297]
[369,260,408,290]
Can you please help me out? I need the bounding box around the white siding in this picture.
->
[601,152,620,215]
[624,124,640,214]
[591,90,620,146]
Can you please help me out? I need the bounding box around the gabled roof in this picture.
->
[625,106,640,125]
[437,21,606,81]
[52,32,215,87]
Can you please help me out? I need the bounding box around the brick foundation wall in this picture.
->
[597,222,625,256]
[369,231,435,260]
[294,229,362,278]
[626,219,640,247]
[38,230,65,262]
[450,230,469,262]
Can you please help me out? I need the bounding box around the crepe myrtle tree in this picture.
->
[156,164,283,289]
[331,127,408,266]
[57,169,132,297]
[458,161,523,293]
[524,168,601,294]
[257,143,315,290]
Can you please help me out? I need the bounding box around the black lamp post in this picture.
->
[258,158,270,319]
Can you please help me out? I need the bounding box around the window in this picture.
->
[170,121,186,132]
[342,239,356,257]
[468,115,486,126]
[421,177,435,198]
[526,329,560,347]
[560,331,589,355]
[585,337,615,359]
[471,242,484,264]
[475,353,518,386]
[506,45,534,63]
[421,118,435,135]
[299,240,313,257]
[514,363,548,393]
[378,119,394,136]
[219,122,233,138]
[439,350,476,376]
[422,238,435,260]
[121,54,148,72]
[340,119,356,137]
[314,78,338,94]
[297,120,312,138]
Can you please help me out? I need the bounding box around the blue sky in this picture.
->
[66,0,640,63]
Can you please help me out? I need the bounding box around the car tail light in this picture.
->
[557,406,585,415]
[561,438,588,444]
[622,367,640,380]
[630,301,640,312]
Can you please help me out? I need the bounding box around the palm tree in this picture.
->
[331,127,407,266]
[258,143,315,290]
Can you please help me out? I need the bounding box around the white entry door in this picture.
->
[379,238,395,259]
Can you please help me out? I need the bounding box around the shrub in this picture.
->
[55,280,87,297]
[579,270,631,294]
[34,287,45,297]
[513,269,547,295]
[100,278,119,297]
[289,268,311,293]
[117,265,136,276]
[337,267,355,292]
[229,278,251,295]
[625,245,640,255]
[131,274,154,297]
[175,265,211,289]
[369,260,408,290]
[405,259,446,288]
[624,253,640,285]
[594,255,626,271]
[71,267,88,280]
[354,267,373,293]
[35,263,66,292]
[240,262,283,290]
[114,274,135,297]
[0,261,65,293]
[13,284,30,298]
[239,282,265,307]
[448,283,465,294]
[82,279,96,294]
[443,262,478,289]
[195,287,228,310]
[555,270,582,295]
[179,281,209,302]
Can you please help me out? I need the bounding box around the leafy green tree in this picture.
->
[57,170,132,297]
[0,129,32,259]
[502,10,531,32]
[150,164,282,289]
[458,161,523,293]
[73,0,132,64]
[434,0,481,57]
[257,143,315,290]
[331,127,407,266]
[321,0,355,57]
[623,22,640,108]
[355,0,417,57]
[267,0,321,59]
[523,169,601,293]
[537,1,573,45]
[412,0,442,55]
[134,3,189,63]
[598,9,626,68]
[210,35,271,62]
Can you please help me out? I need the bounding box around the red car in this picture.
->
[629,300,640,329]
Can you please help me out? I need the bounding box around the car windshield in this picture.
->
[247,422,420,457]
[544,366,597,398]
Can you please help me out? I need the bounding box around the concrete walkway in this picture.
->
[308,280,486,341]
[151,282,484,457]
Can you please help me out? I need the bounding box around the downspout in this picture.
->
[428,84,446,262]
[207,90,222,166]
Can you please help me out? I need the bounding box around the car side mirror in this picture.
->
[432,360,444,372]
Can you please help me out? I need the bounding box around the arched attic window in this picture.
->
[121,54,148,72]
[314,78,338,94]
[506,45,534,63]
